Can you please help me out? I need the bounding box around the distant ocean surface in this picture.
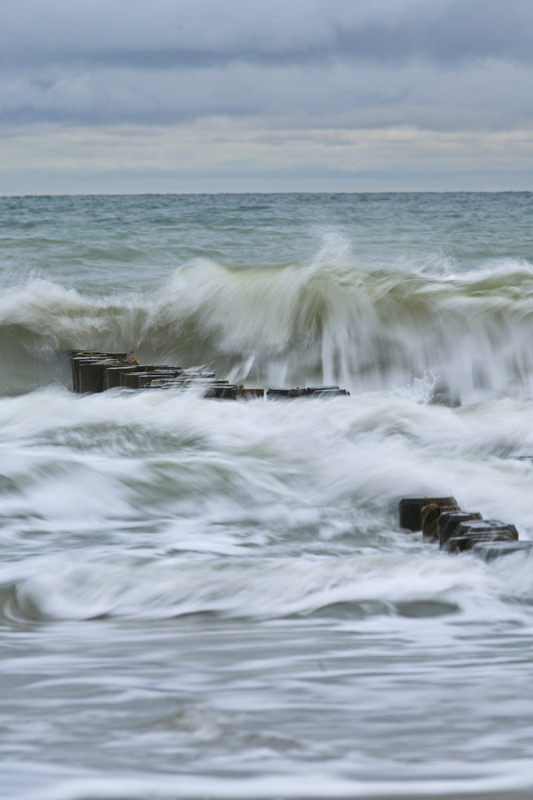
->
[1,192,533,800]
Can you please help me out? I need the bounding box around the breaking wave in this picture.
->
[1,245,533,399]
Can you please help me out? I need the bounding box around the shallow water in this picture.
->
[1,193,533,799]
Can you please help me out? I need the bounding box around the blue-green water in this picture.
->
[3,192,532,288]
[1,193,533,800]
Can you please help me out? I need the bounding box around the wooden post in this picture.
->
[398,497,458,531]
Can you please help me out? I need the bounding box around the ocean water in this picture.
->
[1,192,533,800]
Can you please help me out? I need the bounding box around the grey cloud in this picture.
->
[336,1,533,66]
[1,0,533,132]
[2,0,533,70]
[2,57,532,132]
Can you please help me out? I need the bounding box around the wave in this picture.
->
[3,542,533,624]
[1,387,532,627]
[2,247,533,398]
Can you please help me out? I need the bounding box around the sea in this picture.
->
[1,191,533,800]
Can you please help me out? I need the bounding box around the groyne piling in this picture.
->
[438,512,483,548]
[399,496,532,561]
[104,365,141,390]
[398,497,458,532]
[67,350,348,401]
[472,541,533,561]
[70,352,133,393]
[421,501,460,542]
[266,386,349,399]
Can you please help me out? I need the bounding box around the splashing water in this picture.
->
[2,193,533,800]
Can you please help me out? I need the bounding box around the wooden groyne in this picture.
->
[68,350,350,399]
[70,354,527,560]
[399,496,532,561]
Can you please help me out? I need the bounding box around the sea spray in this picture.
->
[2,193,533,799]
[2,254,533,399]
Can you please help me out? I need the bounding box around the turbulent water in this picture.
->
[1,192,533,800]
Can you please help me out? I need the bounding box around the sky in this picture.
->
[1,0,533,194]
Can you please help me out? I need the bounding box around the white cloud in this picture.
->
[2,121,532,176]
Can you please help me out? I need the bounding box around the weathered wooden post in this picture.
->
[399,497,458,531]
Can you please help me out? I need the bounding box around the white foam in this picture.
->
[2,251,533,398]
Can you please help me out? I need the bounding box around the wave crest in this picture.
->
[2,253,533,398]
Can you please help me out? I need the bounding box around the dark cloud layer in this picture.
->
[3,0,533,70]
[1,0,532,193]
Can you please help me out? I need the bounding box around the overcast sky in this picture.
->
[1,0,532,194]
